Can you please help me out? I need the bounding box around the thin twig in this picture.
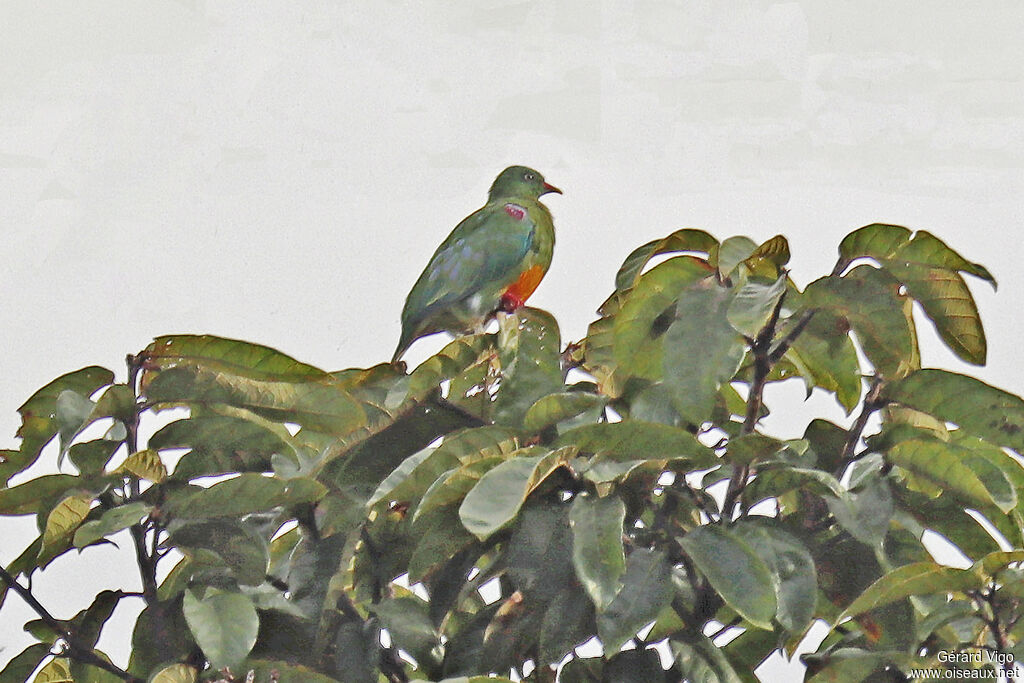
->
[986,582,1008,652]
[836,378,886,473]
[768,309,817,364]
[0,565,142,682]
[722,293,788,517]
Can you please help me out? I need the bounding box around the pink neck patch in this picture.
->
[504,203,526,220]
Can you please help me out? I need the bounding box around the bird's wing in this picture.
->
[403,201,538,320]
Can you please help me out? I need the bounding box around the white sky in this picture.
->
[2,2,1024,679]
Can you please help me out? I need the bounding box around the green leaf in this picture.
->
[143,364,369,437]
[0,474,80,516]
[67,439,122,475]
[672,634,745,683]
[727,433,785,466]
[127,599,195,678]
[727,275,787,338]
[505,503,575,602]
[558,658,604,683]
[556,421,715,468]
[972,549,1024,577]
[230,660,340,683]
[493,307,564,426]
[71,589,123,649]
[56,384,136,459]
[612,257,715,381]
[376,594,442,675]
[149,664,198,683]
[885,262,987,366]
[166,473,325,519]
[115,449,167,482]
[151,412,298,480]
[603,649,666,683]
[74,502,151,547]
[413,456,505,523]
[582,294,626,398]
[55,389,96,454]
[803,648,910,683]
[15,366,115,474]
[733,520,816,634]
[368,426,517,511]
[458,447,569,540]
[746,234,792,273]
[170,519,270,586]
[884,369,1024,453]
[408,504,477,582]
[38,493,93,566]
[839,224,995,364]
[538,585,596,666]
[838,223,914,265]
[784,310,862,413]
[743,466,845,508]
[405,333,496,405]
[825,469,894,547]
[32,658,72,682]
[889,438,1014,513]
[0,643,51,683]
[368,446,458,509]
[803,266,916,378]
[182,588,259,670]
[712,236,758,278]
[143,334,329,382]
[569,494,626,609]
[837,562,980,622]
[597,548,673,653]
[615,228,718,292]
[840,224,994,284]
[680,525,777,629]
[523,391,606,433]
[664,279,746,426]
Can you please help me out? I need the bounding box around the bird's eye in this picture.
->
[524,173,535,181]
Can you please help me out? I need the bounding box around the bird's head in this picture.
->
[488,166,562,202]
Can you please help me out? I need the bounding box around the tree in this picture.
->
[1,224,1021,682]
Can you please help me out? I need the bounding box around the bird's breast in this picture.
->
[502,264,547,305]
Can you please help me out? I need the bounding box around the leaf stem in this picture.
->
[0,565,142,682]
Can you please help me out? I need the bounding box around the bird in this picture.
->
[392,165,561,363]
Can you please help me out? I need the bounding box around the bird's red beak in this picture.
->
[542,182,562,195]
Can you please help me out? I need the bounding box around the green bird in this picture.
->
[392,165,561,362]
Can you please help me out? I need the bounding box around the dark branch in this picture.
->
[836,377,886,472]
[768,309,817,364]
[722,291,789,517]
[0,565,141,682]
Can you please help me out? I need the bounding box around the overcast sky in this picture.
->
[2,2,1024,678]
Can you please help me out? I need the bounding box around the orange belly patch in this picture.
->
[499,265,546,312]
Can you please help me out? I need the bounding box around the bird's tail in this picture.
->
[391,330,412,365]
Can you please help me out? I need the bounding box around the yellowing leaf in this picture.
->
[115,449,167,483]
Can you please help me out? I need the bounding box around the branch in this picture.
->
[985,583,1008,653]
[768,309,816,364]
[836,378,886,472]
[0,565,142,682]
[722,293,788,517]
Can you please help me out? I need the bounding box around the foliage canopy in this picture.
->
[2,224,1023,682]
